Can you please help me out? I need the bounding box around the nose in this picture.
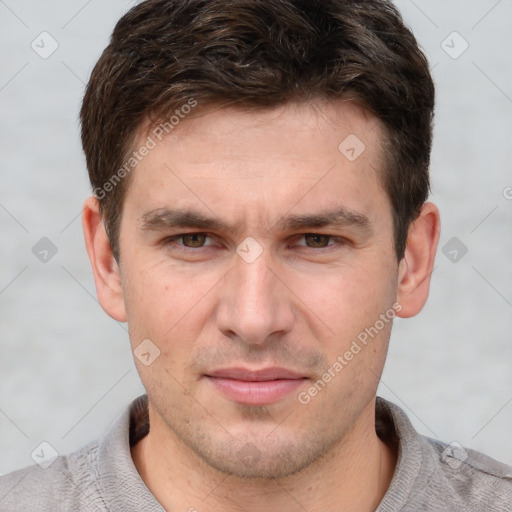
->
[215,250,295,346]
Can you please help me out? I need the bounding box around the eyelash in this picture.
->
[166,233,216,249]
[164,233,346,250]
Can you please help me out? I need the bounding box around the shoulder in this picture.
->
[376,398,512,511]
[0,440,106,512]
[423,436,512,510]
[0,396,152,512]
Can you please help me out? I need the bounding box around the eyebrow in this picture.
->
[139,209,231,232]
[139,207,372,235]
[275,208,372,234]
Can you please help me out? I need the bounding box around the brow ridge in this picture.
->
[139,206,372,235]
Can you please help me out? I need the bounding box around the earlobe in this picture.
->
[82,196,127,322]
[396,202,440,318]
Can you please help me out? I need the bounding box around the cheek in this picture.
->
[122,260,211,387]
[290,257,396,348]
[122,259,182,337]
[122,256,220,346]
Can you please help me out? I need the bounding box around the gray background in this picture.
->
[0,0,511,474]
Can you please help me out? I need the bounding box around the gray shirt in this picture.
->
[1,395,511,511]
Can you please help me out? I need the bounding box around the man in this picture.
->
[1,0,511,510]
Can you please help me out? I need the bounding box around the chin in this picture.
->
[186,429,339,481]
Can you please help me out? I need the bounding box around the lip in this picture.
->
[207,367,306,381]
[205,367,307,405]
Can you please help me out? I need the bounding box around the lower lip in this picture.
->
[206,377,306,405]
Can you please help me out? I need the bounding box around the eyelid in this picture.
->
[294,234,332,246]
[162,232,349,251]
[165,232,216,247]
[290,233,349,248]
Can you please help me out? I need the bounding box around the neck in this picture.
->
[131,398,397,512]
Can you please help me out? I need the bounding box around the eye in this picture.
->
[296,234,335,248]
[168,233,213,248]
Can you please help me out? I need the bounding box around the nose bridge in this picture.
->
[236,253,274,307]
[215,249,293,343]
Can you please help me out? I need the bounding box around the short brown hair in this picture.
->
[80,0,434,262]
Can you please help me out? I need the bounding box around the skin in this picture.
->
[82,99,440,512]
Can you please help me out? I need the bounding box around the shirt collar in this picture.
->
[96,395,163,511]
[94,394,424,511]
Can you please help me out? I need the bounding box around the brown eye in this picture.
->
[304,234,332,248]
[181,233,207,248]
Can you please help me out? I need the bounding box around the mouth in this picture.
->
[204,367,308,405]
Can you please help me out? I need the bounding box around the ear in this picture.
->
[396,202,440,318]
[82,196,127,322]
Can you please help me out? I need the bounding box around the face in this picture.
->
[117,100,401,478]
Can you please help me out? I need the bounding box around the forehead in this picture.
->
[140,99,383,166]
[124,99,389,227]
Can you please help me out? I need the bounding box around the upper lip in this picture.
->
[206,367,306,381]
